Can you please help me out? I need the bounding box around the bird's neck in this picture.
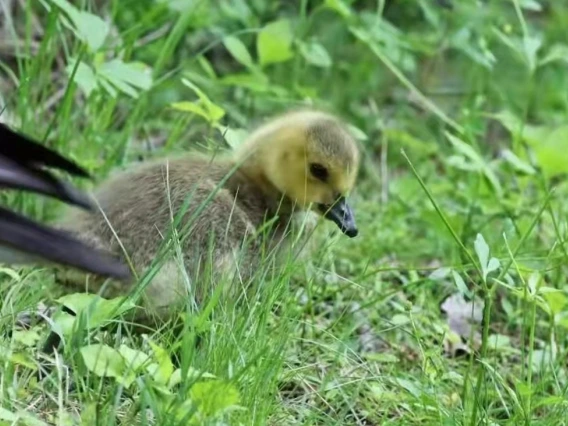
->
[233,155,295,219]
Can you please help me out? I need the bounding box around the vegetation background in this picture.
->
[1,0,567,424]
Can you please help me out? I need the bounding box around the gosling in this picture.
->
[57,109,361,322]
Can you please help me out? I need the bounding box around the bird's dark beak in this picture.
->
[318,196,358,238]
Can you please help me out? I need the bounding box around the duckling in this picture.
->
[0,123,130,279]
[56,109,361,323]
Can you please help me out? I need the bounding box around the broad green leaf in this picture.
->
[53,294,135,339]
[446,133,483,164]
[98,59,153,98]
[168,367,216,389]
[347,124,368,141]
[168,369,183,388]
[0,408,48,426]
[523,35,543,73]
[0,407,17,422]
[99,60,152,90]
[220,73,272,93]
[66,59,97,96]
[446,155,480,172]
[542,290,567,315]
[368,384,397,402]
[119,344,151,372]
[91,296,136,320]
[528,272,540,296]
[57,293,101,313]
[72,10,110,51]
[519,0,542,11]
[395,378,422,398]
[496,112,568,177]
[51,311,77,337]
[57,412,75,426]
[171,101,212,120]
[12,329,42,347]
[391,314,410,326]
[491,110,523,134]
[157,0,207,12]
[526,125,568,177]
[197,55,217,79]
[171,100,225,123]
[189,380,241,417]
[49,0,109,51]
[147,340,174,385]
[486,258,500,276]
[450,28,496,70]
[501,149,536,175]
[178,78,226,123]
[493,29,524,59]
[104,72,138,97]
[0,346,37,370]
[57,293,135,329]
[428,267,451,280]
[474,233,491,281]
[492,110,551,145]
[452,270,470,296]
[218,0,253,24]
[487,334,511,351]
[299,41,332,68]
[474,233,501,281]
[80,344,130,385]
[324,0,352,18]
[531,349,554,373]
[493,29,542,73]
[216,125,249,149]
[417,0,442,27]
[223,36,254,69]
[539,286,565,294]
[0,408,17,422]
[98,77,118,97]
[257,20,294,66]
[443,371,464,385]
[539,43,568,67]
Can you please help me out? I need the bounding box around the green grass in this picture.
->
[1,0,568,424]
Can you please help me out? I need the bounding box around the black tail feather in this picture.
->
[0,123,90,178]
[0,154,94,209]
[0,206,131,278]
[0,123,131,280]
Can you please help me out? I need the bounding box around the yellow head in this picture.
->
[235,109,361,237]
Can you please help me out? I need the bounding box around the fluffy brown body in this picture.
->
[56,109,361,323]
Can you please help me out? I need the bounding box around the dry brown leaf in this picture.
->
[441,293,484,357]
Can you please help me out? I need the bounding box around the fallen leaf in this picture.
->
[441,293,484,357]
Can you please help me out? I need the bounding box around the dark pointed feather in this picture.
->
[0,154,94,209]
[0,123,90,178]
[0,206,131,279]
[0,122,130,279]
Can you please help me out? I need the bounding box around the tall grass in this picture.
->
[1,0,567,424]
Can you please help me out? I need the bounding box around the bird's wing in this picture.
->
[0,154,94,209]
[0,122,131,279]
[0,206,131,279]
[0,123,90,177]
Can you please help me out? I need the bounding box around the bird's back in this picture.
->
[59,153,293,291]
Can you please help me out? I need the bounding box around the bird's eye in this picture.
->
[309,163,328,182]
